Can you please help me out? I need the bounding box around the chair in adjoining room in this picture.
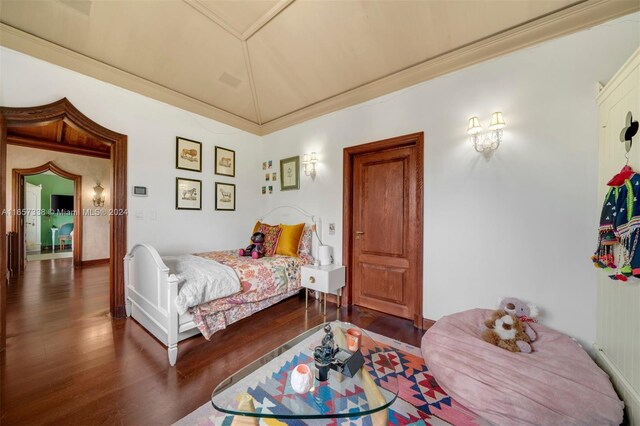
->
[58,223,74,251]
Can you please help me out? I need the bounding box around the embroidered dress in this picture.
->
[593,174,640,279]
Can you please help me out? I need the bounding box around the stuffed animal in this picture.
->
[498,297,538,342]
[238,232,266,259]
[481,310,533,353]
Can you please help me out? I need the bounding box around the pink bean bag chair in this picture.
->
[421,308,623,425]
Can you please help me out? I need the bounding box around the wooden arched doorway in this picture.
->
[0,99,127,351]
[12,162,83,268]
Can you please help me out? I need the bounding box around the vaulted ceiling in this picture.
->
[0,0,637,135]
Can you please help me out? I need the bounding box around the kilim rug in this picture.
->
[174,329,485,426]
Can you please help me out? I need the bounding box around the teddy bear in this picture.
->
[481,310,533,353]
[498,297,538,342]
[238,232,266,259]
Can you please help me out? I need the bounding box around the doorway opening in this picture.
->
[25,172,75,261]
[1,98,128,352]
[343,132,424,328]
[14,164,82,266]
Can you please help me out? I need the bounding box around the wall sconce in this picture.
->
[467,112,506,153]
[302,152,318,177]
[93,181,105,207]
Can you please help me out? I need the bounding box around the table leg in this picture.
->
[305,288,308,310]
[323,293,327,316]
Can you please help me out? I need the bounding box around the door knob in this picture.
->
[355,231,364,239]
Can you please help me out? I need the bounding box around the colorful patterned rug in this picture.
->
[174,330,484,426]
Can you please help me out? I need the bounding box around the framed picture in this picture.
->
[280,156,300,191]
[215,146,235,177]
[176,178,202,210]
[176,137,202,172]
[215,182,236,211]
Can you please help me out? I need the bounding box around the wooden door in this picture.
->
[346,133,423,324]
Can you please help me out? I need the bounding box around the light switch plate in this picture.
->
[329,223,335,235]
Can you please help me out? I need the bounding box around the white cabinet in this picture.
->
[595,47,640,424]
[301,264,346,315]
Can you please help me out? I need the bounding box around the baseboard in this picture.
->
[422,318,436,330]
[80,258,110,267]
[593,343,640,424]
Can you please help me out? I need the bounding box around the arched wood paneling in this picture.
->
[0,99,128,340]
[12,162,83,268]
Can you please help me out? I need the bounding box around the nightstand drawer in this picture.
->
[301,265,345,293]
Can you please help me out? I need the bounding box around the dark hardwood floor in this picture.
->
[0,259,426,425]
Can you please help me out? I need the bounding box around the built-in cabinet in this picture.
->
[595,47,640,425]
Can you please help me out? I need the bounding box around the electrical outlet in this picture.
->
[329,223,335,235]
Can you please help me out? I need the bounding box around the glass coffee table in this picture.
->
[211,321,397,422]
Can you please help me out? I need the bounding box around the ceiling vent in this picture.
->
[58,0,92,16]
[219,72,242,89]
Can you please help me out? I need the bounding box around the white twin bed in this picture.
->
[124,206,320,366]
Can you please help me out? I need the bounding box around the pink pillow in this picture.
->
[297,225,314,262]
[257,224,281,257]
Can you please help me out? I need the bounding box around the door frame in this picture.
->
[0,99,128,347]
[13,162,83,267]
[342,132,424,327]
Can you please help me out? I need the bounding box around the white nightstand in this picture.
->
[301,264,346,315]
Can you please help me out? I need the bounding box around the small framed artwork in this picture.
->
[272,172,277,181]
[268,160,273,169]
[176,178,202,210]
[215,146,235,177]
[215,182,236,211]
[262,186,266,194]
[268,185,273,194]
[265,173,270,181]
[176,137,202,172]
[280,156,300,191]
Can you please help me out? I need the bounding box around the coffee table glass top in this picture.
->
[211,321,398,420]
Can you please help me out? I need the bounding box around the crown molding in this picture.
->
[259,0,640,135]
[1,0,637,137]
[0,23,262,135]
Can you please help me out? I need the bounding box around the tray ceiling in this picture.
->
[0,0,638,135]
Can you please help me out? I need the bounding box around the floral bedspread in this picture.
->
[189,250,307,339]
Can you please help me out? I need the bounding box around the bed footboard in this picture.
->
[124,243,182,365]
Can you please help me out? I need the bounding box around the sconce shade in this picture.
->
[467,117,482,135]
[93,182,105,207]
[489,111,506,130]
[303,154,309,164]
[310,152,318,163]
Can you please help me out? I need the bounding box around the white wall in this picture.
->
[260,13,640,349]
[0,47,263,256]
[6,146,111,261]
[1,13,639,349]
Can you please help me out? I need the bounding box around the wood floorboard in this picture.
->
[1,258,428,425]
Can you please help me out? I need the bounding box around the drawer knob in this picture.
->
[309,276,316,284]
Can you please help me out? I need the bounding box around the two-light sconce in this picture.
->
[302,152,318,177]
[467,112,506,153]
[93,181,105,207]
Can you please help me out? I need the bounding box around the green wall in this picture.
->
[25,174,74,247]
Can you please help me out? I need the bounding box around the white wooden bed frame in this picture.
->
[124,205,321,366]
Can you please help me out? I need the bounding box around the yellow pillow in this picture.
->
[276,223,305,257]
[252,221,262,234]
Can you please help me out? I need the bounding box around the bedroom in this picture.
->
[1,1,639,425]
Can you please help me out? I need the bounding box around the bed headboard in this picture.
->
[257,205,322,258]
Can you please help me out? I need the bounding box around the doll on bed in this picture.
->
[238,232,266,259]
